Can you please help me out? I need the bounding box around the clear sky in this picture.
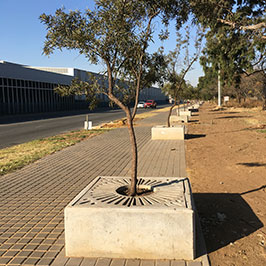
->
[0,0,204,86]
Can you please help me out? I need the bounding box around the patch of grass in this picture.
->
[0,129,107,176]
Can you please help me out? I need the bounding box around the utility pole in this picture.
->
[218,66,221,107]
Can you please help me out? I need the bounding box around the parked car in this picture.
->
[137,101,145,108]
[144,100,157,108]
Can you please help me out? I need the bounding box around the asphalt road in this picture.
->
[0,104,169,149]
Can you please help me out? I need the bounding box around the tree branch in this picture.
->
[218,19,266,39]
[242,68,264,77]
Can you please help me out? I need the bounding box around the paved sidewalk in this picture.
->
[0,110,209,266]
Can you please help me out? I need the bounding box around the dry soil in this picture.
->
[185,102,266,266]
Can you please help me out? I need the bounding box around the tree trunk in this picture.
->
[105,64,138,196]
[167,100,176,127]
[108,94,138,196]
[236,94,241,104]
[131,79,140,121]
[131,79,141,121]
[125,107,138,196]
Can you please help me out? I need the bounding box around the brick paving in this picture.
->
[0,110,209,266]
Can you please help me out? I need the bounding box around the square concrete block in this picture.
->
[188,106,199,112]
[179,110,191,117]
[170,115,188,124]
[65,177,195,260]
[176,108,188,113]
[151,125,185,140]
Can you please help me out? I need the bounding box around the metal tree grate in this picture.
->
[74,177,191,208]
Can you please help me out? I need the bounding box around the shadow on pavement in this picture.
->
[194,189,263,254]
[208,111,240,114]
[237,162,266,167]
[185,134,206,139]
[215,115,251,120]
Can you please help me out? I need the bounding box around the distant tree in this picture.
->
[239,71,266,108]
[259,74,266,109]
[183,82,200,100]
[197,66,219,100]
[162,25,203,126]
[40,0,189,196]
[242,58,266,109]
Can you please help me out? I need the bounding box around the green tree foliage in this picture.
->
[40,0,190,196]
[183,82,201,100]
[190,0,265,40]
[190,0,266,106]
[197,69,218,101]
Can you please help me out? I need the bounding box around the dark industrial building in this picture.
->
[0,61,166,115]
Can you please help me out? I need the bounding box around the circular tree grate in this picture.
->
[75,177,190,208]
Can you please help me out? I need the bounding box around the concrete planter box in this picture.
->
[65,176,195,260]
[151,125,185,140]
[179,110,191,117]
[176,108,188,113]
[188,105,199,112]
[170,115,188,124]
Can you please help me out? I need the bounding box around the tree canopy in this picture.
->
[40,0,193,196]
[191,0,266,105]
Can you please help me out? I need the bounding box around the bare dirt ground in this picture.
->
[185,102,266,266]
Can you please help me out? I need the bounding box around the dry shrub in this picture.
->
[225,98,263,108]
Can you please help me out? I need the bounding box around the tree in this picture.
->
[240,71,266,109]
[40,0,189,196]
[183,82,201,100]
[190,0,266,40]
[162,74,187,125]
[197,67,218,100]
[190,0,266,107]
[162,25,203,126]
[121,49,167,120]
[242,57,266,109]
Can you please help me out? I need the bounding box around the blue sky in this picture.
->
[0,0,203,86]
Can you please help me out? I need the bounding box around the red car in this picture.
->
[144,100,157,108]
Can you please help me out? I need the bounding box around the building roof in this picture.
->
[0,61,73,84]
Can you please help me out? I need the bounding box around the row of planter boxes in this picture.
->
[152,103,201,140]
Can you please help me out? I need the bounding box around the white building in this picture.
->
[0,61,166,115]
